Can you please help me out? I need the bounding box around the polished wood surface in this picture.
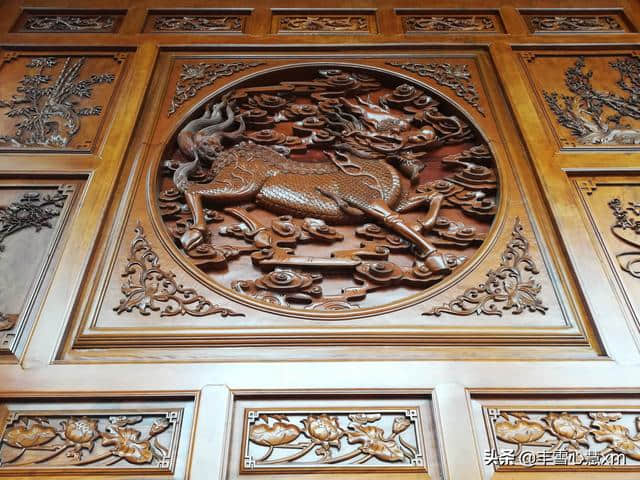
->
[0,0,639,479]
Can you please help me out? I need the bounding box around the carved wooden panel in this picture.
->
[0,396,193,477]
[0,180,82,360]
[271,10,377,34]
[228,395,441,478]
[397,10,504,34]
[518,49,640,150]
[60,47,593,363]
[0,51,128,153]
[11,9,125,33]
[520,9,633,34]
[473,395,640,474]
[572,175,640,339]
[143,9,249,33]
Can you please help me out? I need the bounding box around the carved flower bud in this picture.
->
[392,416,411,434]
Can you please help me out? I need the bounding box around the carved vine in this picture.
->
[0,57,115,148]
[403,15,496,32]
[387,61,484,115]
[609,198,640,278]
[115,223,243,317]
[278,16,369,32]
[167,62,264,116]
[424,218,548,316]
[245,410,422,469]
[153,16,243,32]
[488,409,640,466]
[0,412,177,468]
[0,187,71,331]
[543,56,640,145]
[530,15,622,32]
[23,15,116,32]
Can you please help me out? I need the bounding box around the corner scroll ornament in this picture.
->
[609,198,640,278]
[168,62,264,116]
[114,223,243,317]
[386,61,484,115]
[424,218,548,316]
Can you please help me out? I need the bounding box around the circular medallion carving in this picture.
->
[155,64,498,313]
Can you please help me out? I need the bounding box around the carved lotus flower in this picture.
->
[347,424,404,462]
[61,417,100,447]
[392,416,412,434]
[3,421,57,448]
[102,426,153,464]
[543,412,589,445]
[590,412,640,460]
[249,421,301,446]
[302,414,343,447]
[495,415,546,444]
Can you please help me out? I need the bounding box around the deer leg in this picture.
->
[181,189,208,250]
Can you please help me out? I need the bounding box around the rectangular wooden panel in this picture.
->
[270,10,378,34]
[11,9,126,33]
[519,9,634,34]
[396,9,505,34]
[143,9,250,33]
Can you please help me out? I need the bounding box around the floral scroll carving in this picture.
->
[243,409,424,470]
[424,218,548,316]
[277,16,370,33]
[168,61,264,116]
[543,56,640,145]
[402,15,497,33]
[114,223,243,317]
[387,61,484,115]
[609,198,640,278]
[152,16,244,32]
[528,15,623,33]
[22,15,117,32]
[0,411,180,469]
[487,409,640,468]
[0,56,115,148]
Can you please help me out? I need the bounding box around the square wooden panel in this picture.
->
[228,394,441,479]
[11,9,126,33]
[0,50,129,154]
[472,394,640,476]
[270,10,377,34]
[517,48,640,151]
[519,9,634,34]
[143,9,250,33]
[572,175,640,341]
[396,9,504,34]
[60,46,596,362]
[0,395,194,477]
[0,179,84,362]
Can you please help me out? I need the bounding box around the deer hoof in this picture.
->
[181,228,204,251]
[423,253,451,275]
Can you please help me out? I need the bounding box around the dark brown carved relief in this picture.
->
[12,10,124,33]
[272,13,376,34]
[522,52,640,149]
[0,397,193,474]
[115,223,243,317]
[387,61,484,115]
[0,52,125,152]
[399,12,503,33]
[242,409,425,471]
[143,10,248,33]
[168,62,264,116]
[424,218,547,317]
[521,10,631,33]
[483,407,640,469]
[157,65,497,312]
[573,178,640,337]
[0,184,77,354]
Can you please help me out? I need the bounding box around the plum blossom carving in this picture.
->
[609,198,640,278]
[244,409,423,470]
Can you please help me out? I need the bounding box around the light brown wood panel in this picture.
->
[0,1,639,479]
